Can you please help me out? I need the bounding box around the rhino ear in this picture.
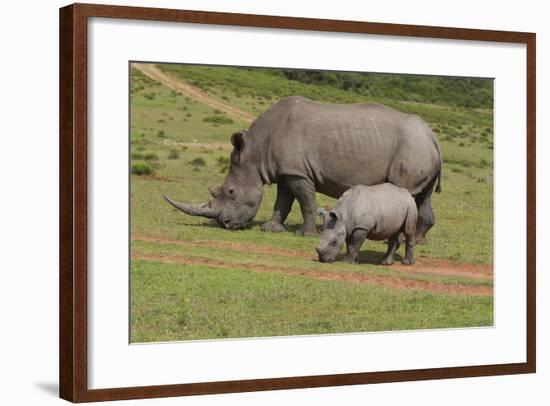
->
[231,131,247,153]
[317,208,327,227]
[329,210,341,222]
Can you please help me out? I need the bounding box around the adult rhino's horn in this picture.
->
[163,195,219,218]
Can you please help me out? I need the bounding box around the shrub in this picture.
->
[131,162,154,176]
[190,157,207,167]
[143,152,158,161]
[216,156,230,173]
[157,130,167,138]
[131,152,145,160]
[168,149,180,160]
[203,115,234,125]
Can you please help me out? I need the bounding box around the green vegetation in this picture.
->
[167,149,180,160]
[132,260,492,342]
[189,157,207,167]
[281,70,493,108]
[216,156,230,173]
[131,162,154,176]
[203,115,234,125]
[129,62,494,343]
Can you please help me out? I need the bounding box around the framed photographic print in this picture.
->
[59,3,536,402]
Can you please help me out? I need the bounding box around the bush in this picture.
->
[131,162,154,176]
[157,130,167,138]
[216,156,230,173]
[203,115,234,125]
[190,157,207,167]
[168,149,180,160]
[479,159,490,168]
[143,152,158,161]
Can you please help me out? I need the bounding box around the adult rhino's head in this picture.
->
[164,130,264,230]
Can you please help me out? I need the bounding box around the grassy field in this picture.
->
[129,63,494,343]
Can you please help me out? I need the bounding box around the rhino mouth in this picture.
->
[318,254,336,263]
[221,218,242,230]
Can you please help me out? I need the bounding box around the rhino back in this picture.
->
[343,184,415,239]
[248,97,440,197]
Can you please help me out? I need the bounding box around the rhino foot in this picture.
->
[260,221,286,233]
[401,257,416,265]
[381,258,395,266]
[295,226,319,237]
[343,255,358,265]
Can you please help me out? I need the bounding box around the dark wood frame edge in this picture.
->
[59,3,536,403]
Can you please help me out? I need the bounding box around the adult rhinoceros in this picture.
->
[165,96,442,242]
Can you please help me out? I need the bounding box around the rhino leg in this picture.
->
[381,235,400,265]
[286,175,319,237]
[344,229,368,264]
[261,181,295,233]
[415,177,437,244]
[401,210,417,265]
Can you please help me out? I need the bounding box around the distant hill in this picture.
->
[158,64,492,110]
[281,70,493,109]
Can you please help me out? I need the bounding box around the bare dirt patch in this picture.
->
[133,235,311,259]
[132,252,492,296]
[132,235,493,281]
[392,257,492,280]
[140,175,173,182]
[133,63,255,123]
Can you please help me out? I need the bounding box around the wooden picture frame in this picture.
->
[59,3,536,402]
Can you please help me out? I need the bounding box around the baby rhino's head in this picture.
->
[316,208,347,263]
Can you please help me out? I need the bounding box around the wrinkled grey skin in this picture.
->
[316,184,418,266]
[164,96,441,239]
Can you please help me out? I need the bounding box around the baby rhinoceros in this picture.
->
[316,184,418,266]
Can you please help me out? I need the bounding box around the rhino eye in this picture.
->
[330,239,337,246]
[228,188,235,194]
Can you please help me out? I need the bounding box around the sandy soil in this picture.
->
[132,236,493,296]
[133,63,255,123]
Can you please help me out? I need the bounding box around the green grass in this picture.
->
[131,148,492,265]
[131,260,493,342]
[129,63,494,343]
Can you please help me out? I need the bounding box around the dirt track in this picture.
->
[132,251,492,296]
[132,235,493,296]
[133,63,255,123]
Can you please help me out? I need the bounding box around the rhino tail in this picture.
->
[433,135,443,194]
